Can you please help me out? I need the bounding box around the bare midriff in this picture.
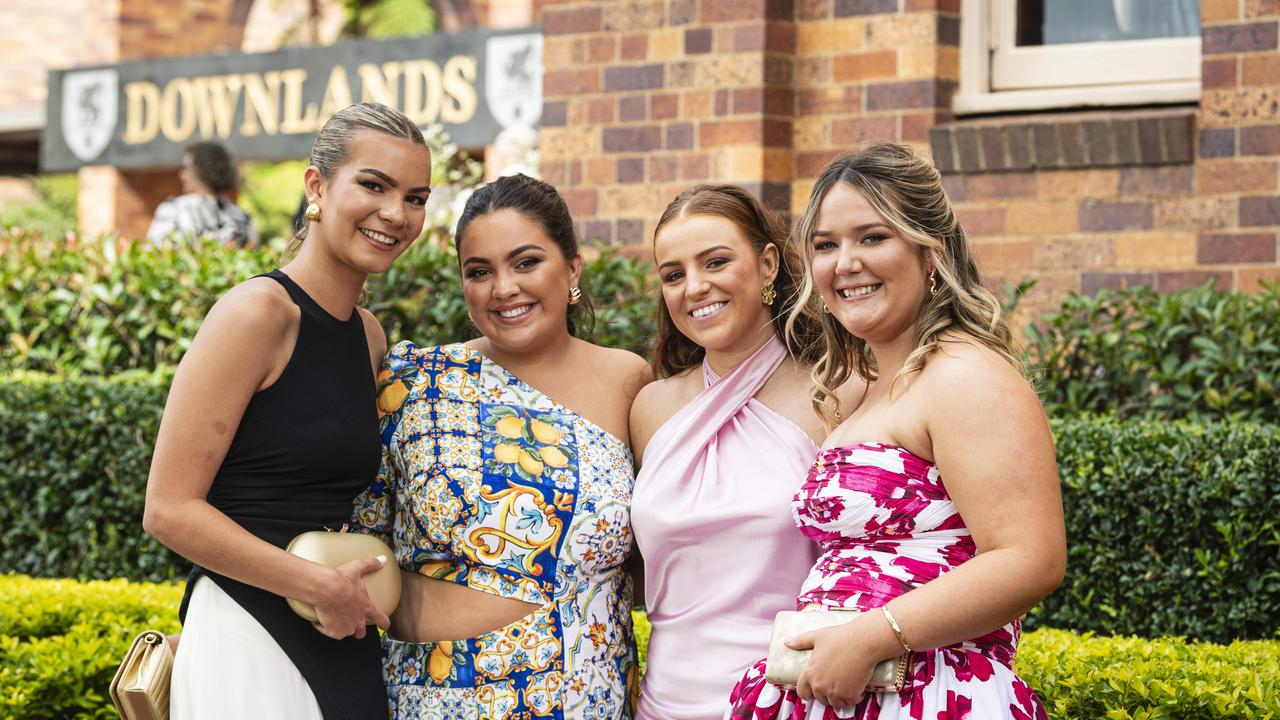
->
[389,572,541,642]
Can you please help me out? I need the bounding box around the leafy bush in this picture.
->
[0,174,79,241]
[1028,282,1280,422]
[4,578,1275,720]
[0,575,183,720]
[1040,415,1280,643]
[0,371,184,582]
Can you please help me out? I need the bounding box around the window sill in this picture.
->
[929,107,1197,175]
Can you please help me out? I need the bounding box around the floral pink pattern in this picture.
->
[725,443,1047,720]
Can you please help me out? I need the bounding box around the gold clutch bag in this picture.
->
[109,630,173,720]
[765,610,909,692]
[284,528,402,622]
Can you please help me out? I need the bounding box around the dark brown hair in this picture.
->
[651,184,821,378]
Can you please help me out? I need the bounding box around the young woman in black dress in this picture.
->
[143,102,432,719]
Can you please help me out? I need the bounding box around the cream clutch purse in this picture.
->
[109,630,173,720]
[285,528,402,622]
[765,610,909,692]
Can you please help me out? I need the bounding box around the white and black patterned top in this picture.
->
[146,193,257,247]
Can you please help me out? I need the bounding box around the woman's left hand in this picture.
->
[787,620,880,709]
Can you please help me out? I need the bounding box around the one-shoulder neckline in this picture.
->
[816,441,935,467]
[427,341,634,460]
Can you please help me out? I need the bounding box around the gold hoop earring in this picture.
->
[304,201,321,222]
[761,281,776,306]
[929,271,938,298]
[568,286,582,306]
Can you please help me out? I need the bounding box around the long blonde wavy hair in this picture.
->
[785,143,1019,427]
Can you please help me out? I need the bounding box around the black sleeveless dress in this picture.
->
[178,270,386,719]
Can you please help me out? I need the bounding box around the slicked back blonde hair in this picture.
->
[785,143,1019,426]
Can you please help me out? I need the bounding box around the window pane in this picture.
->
[1017,0,1200,46]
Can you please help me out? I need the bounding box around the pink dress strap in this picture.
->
[633,335,818,720]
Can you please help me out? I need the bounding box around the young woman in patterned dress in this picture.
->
[351,174,651,719]
[726,143,1066,719]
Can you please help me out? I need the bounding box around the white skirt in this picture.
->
[171,576,324,720]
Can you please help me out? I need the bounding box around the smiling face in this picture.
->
[303,129,432,275]
[654,213,778,359]
[459,208,582,355]
[810,181,931,345]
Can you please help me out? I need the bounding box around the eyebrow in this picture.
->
[358,168,431,194]
[461,243,546,267]
[813,222,890,237]
[656,244,734,270]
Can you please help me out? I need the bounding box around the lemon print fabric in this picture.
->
[482,406,579,485]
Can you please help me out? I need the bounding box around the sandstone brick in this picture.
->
[954,205,1007,236]
[1241,195,1280,226]
[604,63,664,91]
[967,172,1037,200]
[1007,201,1079,235]
[1242,53,1280,85]
[972,239,1037,272]
[836,0,900,17]
[586,35,617,63]
[792,180,817,212]
[541,127,599,157]
[601,2,665,32]
[666,60,701,90]
[683,89,715,119]
[1203,57,1238,89]
[1157,270,1231,292]
[647,28,683,60]
[669,0,697,24]
[1080,200,1153,232]
[1197,159,1279,193]
[831,115,897,146]
[1036,169,1119,199]
[1238,266,1280,291]
[544,6,601,34]
[866,12,935,50]
[1198,232,1278,263]
[543,37,574,69]
[1118,166,1195,196]
[1202,87,1280,129]
[796,18,866,55]
[1202,21,1278,55]
[833,50,898,82]
[1245,0,1280,18]
[898,45,941,79]
[603,126,662,152]
[1035,236,1117,269]
[1203,0,1243,22]
[703,54,767,87]
[795,116,829,150]
[1242,125,1280,155]
[585,156,615,185]
[1112,233,1197,269]
[1155,197,1238,230]
[797,57,833,85]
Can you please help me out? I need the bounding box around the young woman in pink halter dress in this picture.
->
[725,144,1065,719]
[629,185,864,720]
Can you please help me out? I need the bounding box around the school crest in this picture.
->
[61,69,119,163]
[484,33,542,129]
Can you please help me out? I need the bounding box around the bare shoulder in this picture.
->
[629,368,699,459]
[581,343,653,395]
[203,276,296,338]
[356,307,387,361]
[918,333,1040,422]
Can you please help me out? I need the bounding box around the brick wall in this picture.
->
[0,0,100,112]
[539,0,1279,321]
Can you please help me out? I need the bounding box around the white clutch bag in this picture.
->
[765,610,909,691]
[109,630,173,720]
[284,528,401,623]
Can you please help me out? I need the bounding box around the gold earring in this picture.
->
[761,281,776,306]
[821,300,831,314]
[568,286,582,305]
[304,201,321,221]
[929,271,938,298]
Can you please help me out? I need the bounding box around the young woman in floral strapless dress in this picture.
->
[726,143,1066,720]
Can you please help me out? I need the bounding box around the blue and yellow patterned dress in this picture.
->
[352,341,637,719]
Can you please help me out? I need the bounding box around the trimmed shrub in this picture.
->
[1028,282,1280,422]
[4,578,1275,720]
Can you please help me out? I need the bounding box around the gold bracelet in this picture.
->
[881,605,913,653]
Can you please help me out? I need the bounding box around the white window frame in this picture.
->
[955,0,1202,115]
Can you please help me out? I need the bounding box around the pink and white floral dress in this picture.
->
[726,443,1047,720]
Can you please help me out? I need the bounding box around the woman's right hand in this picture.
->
[310,557,392,640]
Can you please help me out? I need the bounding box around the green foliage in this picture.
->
[1040,415,1280,643]
[0,371,185,582]
[1028,282,1280,422]
[0,575,183,720]
[1021,628,1280,720]
[341,0,437,38]
[239,159,309,243]
[0,174,79,240]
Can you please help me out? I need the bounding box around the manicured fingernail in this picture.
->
[782,636,793,644]
[376,555,387,565]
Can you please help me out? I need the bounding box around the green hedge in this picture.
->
[4,372,1277,643]
[1041,416,1280,643]
[0,230,656,376]
[4,576,1276,720]
[1028,282,1280,422]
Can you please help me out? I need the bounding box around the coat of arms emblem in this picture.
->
[61,69,119,164]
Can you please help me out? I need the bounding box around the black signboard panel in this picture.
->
[42,28,542,171]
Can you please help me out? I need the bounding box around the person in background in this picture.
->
[144,102,431,719]
[726,143,1065,719]
[146,140,258,248]
[628,185,863,720]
